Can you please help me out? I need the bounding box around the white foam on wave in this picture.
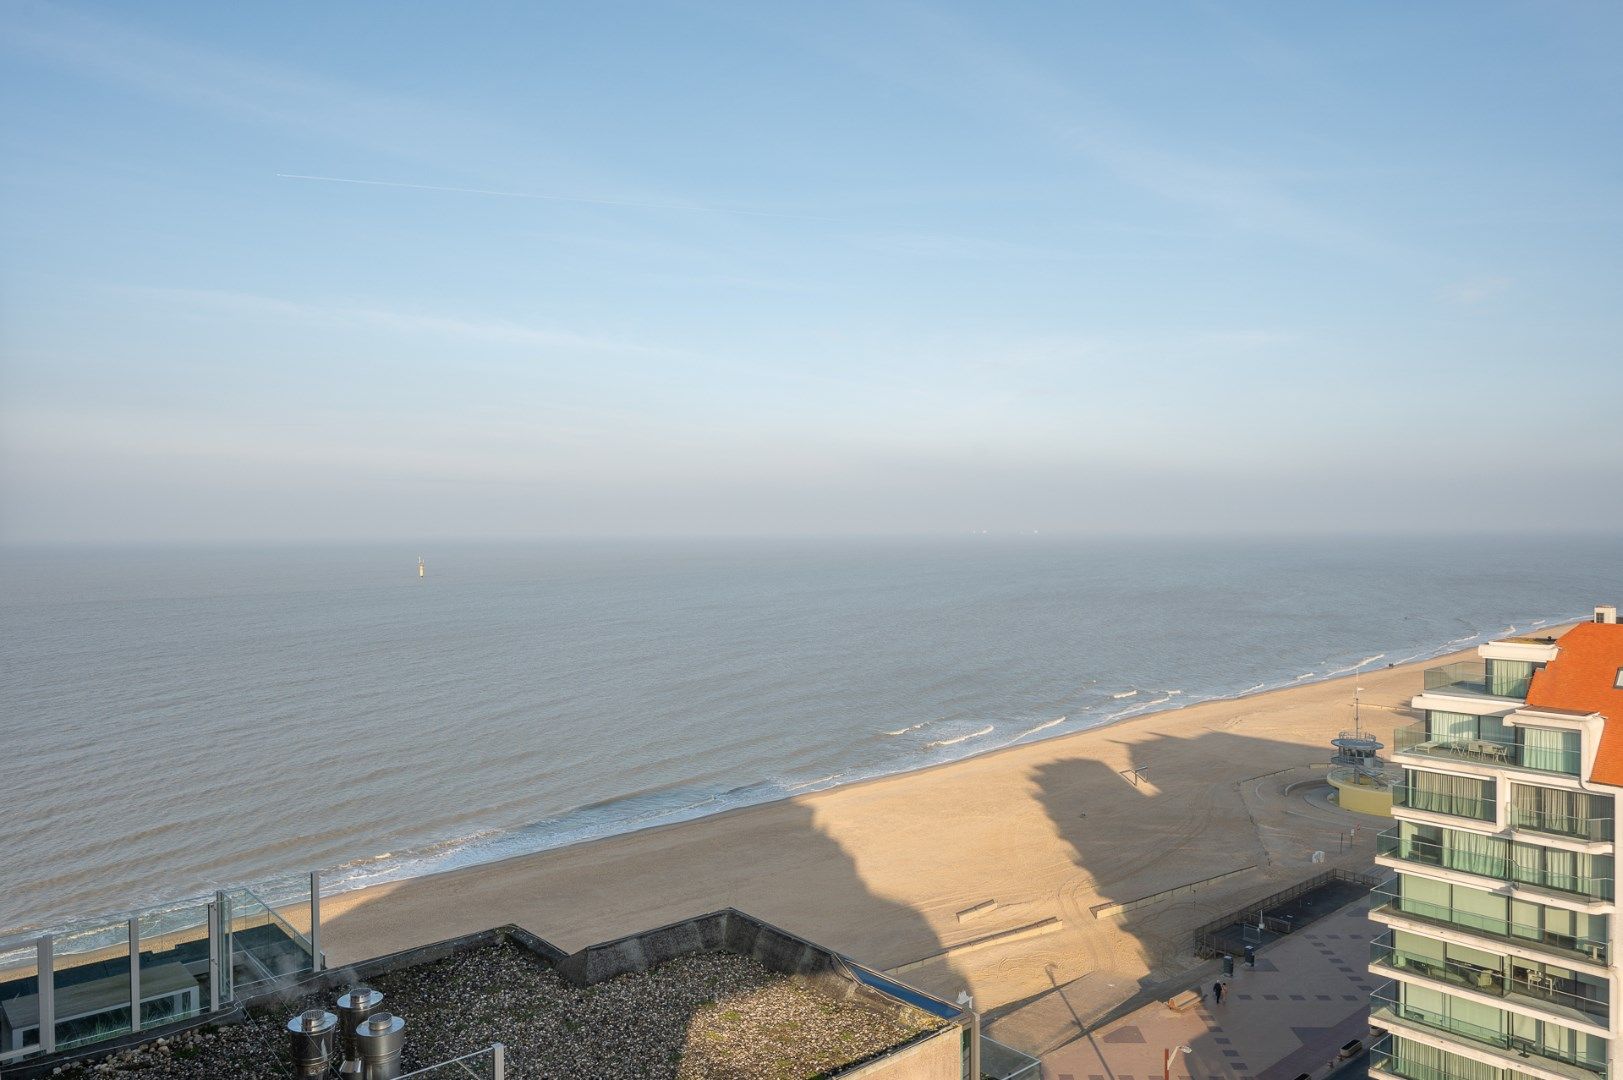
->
[789,773,841,791]
[884,722,928,736]
[1241,683,1266,694]
[1111,689,1139,699]
[1013,716,1067,741]
[927,724,995,748]
[1294,672,1316,681]
[1326,653,1386,677]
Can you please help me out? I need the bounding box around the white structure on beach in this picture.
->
[1371,607,1623,1080]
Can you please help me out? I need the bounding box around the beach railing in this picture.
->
[1192,868,1381,957]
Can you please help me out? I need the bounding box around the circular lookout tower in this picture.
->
[1326,689,1396,816]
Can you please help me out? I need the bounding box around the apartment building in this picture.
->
[1372,608,1623,1080]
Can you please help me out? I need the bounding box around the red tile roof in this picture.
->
[1525,622,1623,786]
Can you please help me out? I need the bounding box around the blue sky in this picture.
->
[2,1,1620,541]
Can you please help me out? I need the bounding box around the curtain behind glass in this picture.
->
[1520,727,1579,774]
[1410,770,1494,818]
[1489,658,1535,697]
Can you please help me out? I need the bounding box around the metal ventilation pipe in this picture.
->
[354,1010,407,1080]
[335,987,386,1078]
[286,1009,338,1078]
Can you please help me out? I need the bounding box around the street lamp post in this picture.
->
[1163,1044,1192,1080]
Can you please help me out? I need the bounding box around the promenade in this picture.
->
[1039,898,1376,1080]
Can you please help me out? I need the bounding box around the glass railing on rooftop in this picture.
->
[1393,722,1581,777]
[1425,661,1492,696]
[1370,983,1606,1075]
[1371,881,1608,963]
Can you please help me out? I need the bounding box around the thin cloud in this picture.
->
[799,4,1410,263]
[276,174,853,225]
[133,287,664,355]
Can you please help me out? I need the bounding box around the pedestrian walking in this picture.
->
[1211,981,1224,1004]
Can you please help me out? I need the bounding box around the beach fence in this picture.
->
[1193,868,1383,958]
[0,872,322,1069]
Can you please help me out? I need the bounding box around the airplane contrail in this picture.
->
[276,173,844,223]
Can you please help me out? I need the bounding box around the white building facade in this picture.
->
[1372,614,1623,1080]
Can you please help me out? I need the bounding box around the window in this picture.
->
[1613,667,1623,689]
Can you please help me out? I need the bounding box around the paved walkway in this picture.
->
[1039,898,1377,1080]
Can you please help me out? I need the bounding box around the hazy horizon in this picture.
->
[3,2,1621,544]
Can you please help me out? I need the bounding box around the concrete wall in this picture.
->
[1327,770,1393,817]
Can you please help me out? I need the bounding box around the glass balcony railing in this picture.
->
[1422,661,1535,700]
[1370,1034,1549,1080]
[1393,722,1582,777]
[1394,785,1497,822]
[1374,828,1613,900]
[1371,983,1606,1075]
[1371,881,1609,963]
[1370,1035,1450,1080]
[1371,935,1608,1020]
[1425,662,1493,696]
[1510,805,1614,842]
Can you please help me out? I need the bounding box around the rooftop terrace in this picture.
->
[56,940,945,1079]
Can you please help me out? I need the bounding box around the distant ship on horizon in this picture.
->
[418,556,425,579]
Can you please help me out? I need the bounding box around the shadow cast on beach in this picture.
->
[1018,724,1384,1069]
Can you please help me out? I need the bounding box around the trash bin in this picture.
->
[1244,945,1256,968]
[1222,954,1234,976]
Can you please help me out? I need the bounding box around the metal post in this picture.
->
[37,936,55,1055]
[310,871,323,972]
[493,1042,505,1080]
[129,918,142,1033]
[967,1012,980,1080]
[207,901,220,1013]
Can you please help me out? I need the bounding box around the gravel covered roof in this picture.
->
[57,941,945,1079]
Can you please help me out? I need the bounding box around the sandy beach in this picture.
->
[319,640,1502,1042]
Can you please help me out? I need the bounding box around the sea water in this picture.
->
[1,533,1617,931]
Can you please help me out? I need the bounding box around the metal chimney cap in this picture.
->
[288,1009,337,1034]
[338,986,383,1009]
[358,1011,405,1037]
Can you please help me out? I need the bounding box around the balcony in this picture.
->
[1371,881,1608,965]
[1369,1036,1451,1080]
[1371,935,1608,1022]
[1370,1034,1565,1080]
[1394,722,1582,778]
[1423,661,1533,701]
[1370,984,1606,1076]
[1511,806,1615,843]
[1374,828,1613,901]
[1394,784,1497,823]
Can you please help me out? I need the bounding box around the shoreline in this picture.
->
[1,617,1571,939]
[316,621,1579,1024]
[313,614,1570,902]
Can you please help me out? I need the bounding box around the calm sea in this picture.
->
[1,534,1617,931]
